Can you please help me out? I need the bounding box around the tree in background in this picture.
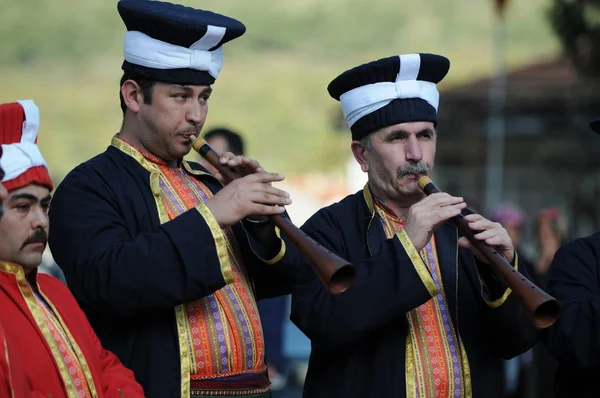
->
[549,0,600,76]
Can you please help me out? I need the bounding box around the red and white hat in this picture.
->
[0,100,53,192]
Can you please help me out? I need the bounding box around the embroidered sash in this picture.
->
[34,293,93,398]
[374,201,466,398]
[154,163,266,380]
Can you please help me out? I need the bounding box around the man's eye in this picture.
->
[16,204,29,212]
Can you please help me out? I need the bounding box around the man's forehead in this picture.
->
[380,121,435,135]
[162,82,212,92]
[8,184,51,200]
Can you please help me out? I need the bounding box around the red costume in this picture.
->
[0,263,144,398]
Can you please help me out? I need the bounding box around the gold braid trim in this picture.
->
[396,230,439,298]
[483,253,518,308]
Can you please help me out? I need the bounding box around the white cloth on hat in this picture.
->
[339,54,440,128]
[124,25,226,79]
[0,100,48,183]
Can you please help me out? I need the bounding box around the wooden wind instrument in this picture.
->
[417,176,561,329]
[192,138,356,294]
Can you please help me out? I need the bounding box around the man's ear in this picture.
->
[351,140,369,173]
[121,80,144,114]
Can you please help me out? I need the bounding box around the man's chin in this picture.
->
[397,180,425,199]
[17,253,43,270]
[175,144,193,158]
[398,176,419,188]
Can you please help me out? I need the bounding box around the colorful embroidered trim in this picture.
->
[373,201,469,398]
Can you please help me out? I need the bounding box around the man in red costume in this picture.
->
[0,99,145,398]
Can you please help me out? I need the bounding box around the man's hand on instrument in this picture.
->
[404,192,466,252]
[218,152,264,177]
[458,213,515,264]
[205,172,291,227]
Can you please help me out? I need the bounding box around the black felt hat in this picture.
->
[118,0,246,85]
[328,53,450,140]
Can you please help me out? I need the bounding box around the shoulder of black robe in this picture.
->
[543,232,600,397]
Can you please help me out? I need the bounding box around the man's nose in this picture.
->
[31,208,49,232]
[405,136,423,162]
[186,102,203,125]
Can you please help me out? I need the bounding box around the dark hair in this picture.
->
[204,127,245,155]
[119,72,157,114]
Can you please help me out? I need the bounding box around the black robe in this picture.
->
[47,141,306,398]
[543,232,600,397]
[291,187,539,398]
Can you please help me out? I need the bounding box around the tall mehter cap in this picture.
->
[118,0,246,85]
[0,100,53,192]
[328,53,450,140]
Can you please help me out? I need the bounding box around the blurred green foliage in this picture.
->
[549,0,600,76]
[0,0,559,180]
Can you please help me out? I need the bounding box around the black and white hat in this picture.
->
[328,53,450,140]
[118,0,246,85]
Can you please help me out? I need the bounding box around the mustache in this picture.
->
[21,228,48,250]
[397,162,429,178]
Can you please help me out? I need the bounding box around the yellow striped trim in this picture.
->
[195,203,234,284]
[239,218,287,266]
[174,304,191,398]
[182,160,218,180]
[262,227,286,265]
[395,230,439,298]
[483,253,518,308]
[39,289,99,398]
[405,333,416,398]
[460,340,472,398]
[362,183,374,213]
[111,136,151,168]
